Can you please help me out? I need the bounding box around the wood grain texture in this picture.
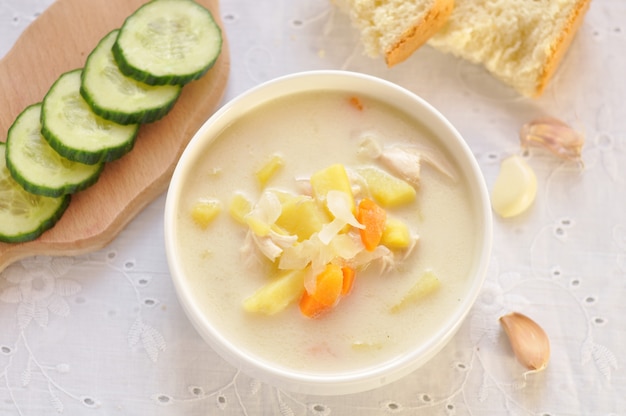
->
[0,0,230,272]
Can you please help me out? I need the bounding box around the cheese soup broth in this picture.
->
[175,91,478,374]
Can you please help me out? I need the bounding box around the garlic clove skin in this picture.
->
[499,312,550,372]
[520,117,584,162]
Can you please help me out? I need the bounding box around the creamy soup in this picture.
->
[174,91,478,374]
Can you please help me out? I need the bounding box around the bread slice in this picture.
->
[334,0,454,67]
[427,0,592,97]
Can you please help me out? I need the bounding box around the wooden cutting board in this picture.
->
[0,0,230,273]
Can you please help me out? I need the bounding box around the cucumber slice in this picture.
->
[112,0,222,86]
[41,69,140,165]
[81,30,182,125]
[0,143,70,243]
[6,103,104,198]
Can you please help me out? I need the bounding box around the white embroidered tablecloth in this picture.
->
[1,0,624,414]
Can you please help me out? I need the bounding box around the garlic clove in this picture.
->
[520,117,584,162]
[499,312,550,372]
[491,155,537,218]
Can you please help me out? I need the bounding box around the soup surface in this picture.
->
[175,90,478,374]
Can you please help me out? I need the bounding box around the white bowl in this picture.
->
[164,70,492,395]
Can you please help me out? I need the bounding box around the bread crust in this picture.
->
[384,0,454,67]
[534,0,592,97]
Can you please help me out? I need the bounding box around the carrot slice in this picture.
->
[356,198,387,251]
[311,263,343,306]
[349,96,363,111]
[299,263,345,318]
[341,266,356,296]
[299,291,331,318]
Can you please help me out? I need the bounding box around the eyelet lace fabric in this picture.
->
[1,0,625,414]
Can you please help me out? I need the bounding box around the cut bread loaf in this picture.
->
[334,0,454,67]
[427,0,592,97]
[335,0,592,97]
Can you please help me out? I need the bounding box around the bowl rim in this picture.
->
[164,70,493,395]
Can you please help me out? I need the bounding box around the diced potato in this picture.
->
[276,195,331,241]
[272,190,294,204]
[256,154,284,187]
[229,193,252,224]
[243,269,306,315]
[357,167,416,207]
[191,199,221,229]
[390,270,440,313]
[245,216,271,237]
[381,217,412,249]
[310,164,355,213]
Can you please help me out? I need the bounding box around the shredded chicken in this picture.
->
[359,135,456,186]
